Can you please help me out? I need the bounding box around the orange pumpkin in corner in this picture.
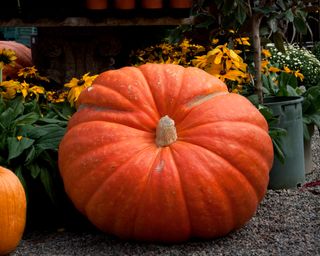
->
[0,41,33,80]
[58,63,274,243]
[0,166,26,255]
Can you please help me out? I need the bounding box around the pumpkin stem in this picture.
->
[156,115,177,147]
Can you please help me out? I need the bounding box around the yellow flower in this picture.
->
[19,81,30,98]
[212,39,219,45]
[16,136,23,141]
[0,80,21,99]
[221,69,247,82]
[64,73,98,106]
[261,60,269,71]
[18,66,38,78]
[193,43,248,86]
[268,66,282,73]
[294,70,304,81]
[192,55,208,69]
[283,66,292,74]
[46,90,68,103]
[235,37,251,46]
[0,48,17,69]
[262,49,272,58]
[28,85,45,101]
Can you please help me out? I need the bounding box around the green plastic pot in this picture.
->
[264,96,305,189]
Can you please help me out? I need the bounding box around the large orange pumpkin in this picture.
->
[0,166,26,255]
[58,63,273,242]
[0,41,33,80]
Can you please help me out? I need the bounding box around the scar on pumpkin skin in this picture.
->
[155,160,165,172]
[186,92,229,108]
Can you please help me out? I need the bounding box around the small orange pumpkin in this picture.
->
[59,64,273,242]
[0,41,33,80]
[0,166,26,255]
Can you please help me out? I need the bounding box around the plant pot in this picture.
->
[141,0,163,9]
[169,0,193,8]
[114,0,135,9]
[86,0,108,10]
[264,96,305,189]
[304,124,315,174]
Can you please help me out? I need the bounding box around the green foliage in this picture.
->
[268,43,320,88]
[169,0,309,48]
[312,42,320,61]
[262,71,303,97]
[258,105,287,164]
[0,95,75,204]
[302,86,320,139]
[261,65,320,139]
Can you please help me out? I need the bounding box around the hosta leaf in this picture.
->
[7,136,35,161]
[10,98,24,117]
[25,145,37,165]
[14,166,27,193]
[294,16,307,35]
[40,168,56,203]
[27,162,41,179]
[15,112,40,126]
[0,108,15,130]
[36,125,66,151]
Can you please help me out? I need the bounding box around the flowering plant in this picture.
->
[0,48,17,82]
[268,43,320,88]
[130,39,206,67]
[312,42,320,61]
[130,37,253,94]
[0,46,98,226]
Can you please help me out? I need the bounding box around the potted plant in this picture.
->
[267,43,320,174]
[85,0,108,10]
[114,0,135,9]
[141,0,163,9]
[169,0,193,9]
[165,0,311,189]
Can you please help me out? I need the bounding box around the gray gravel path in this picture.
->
[12,129,320,256]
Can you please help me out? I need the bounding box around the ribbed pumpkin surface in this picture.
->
[0,166,26,255]
[58,64,273,242]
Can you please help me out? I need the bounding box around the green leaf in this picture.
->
[284,9,294,22]
[272,136,286,164]
[277,0,286,11]
[10,98,24,117]
[303,123,311,140]
[40,168,56,203]
[293,16,307,35]
[0,108,16,130]
[7,136,35,161]
[286,85,299,96]
[25,145,37,165]
[247,94,259,106]
[272,32,285,53]
[38,117,67,126]
[27,163,41,179]
[268,18,278,33]
[14,166,27,193]
[269,127,287,164]
[36,125,66,151]
[15,112,40,126]
[235,4,247,24]
[0,96,6,113]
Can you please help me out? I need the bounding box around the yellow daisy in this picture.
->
[0,80,21,99]
[0,48,17,69]
[64,73,98,106]
[18,66,38,78]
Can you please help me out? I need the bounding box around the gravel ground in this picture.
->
[12,129,320,256]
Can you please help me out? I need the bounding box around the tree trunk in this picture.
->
[252,13,264,104]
